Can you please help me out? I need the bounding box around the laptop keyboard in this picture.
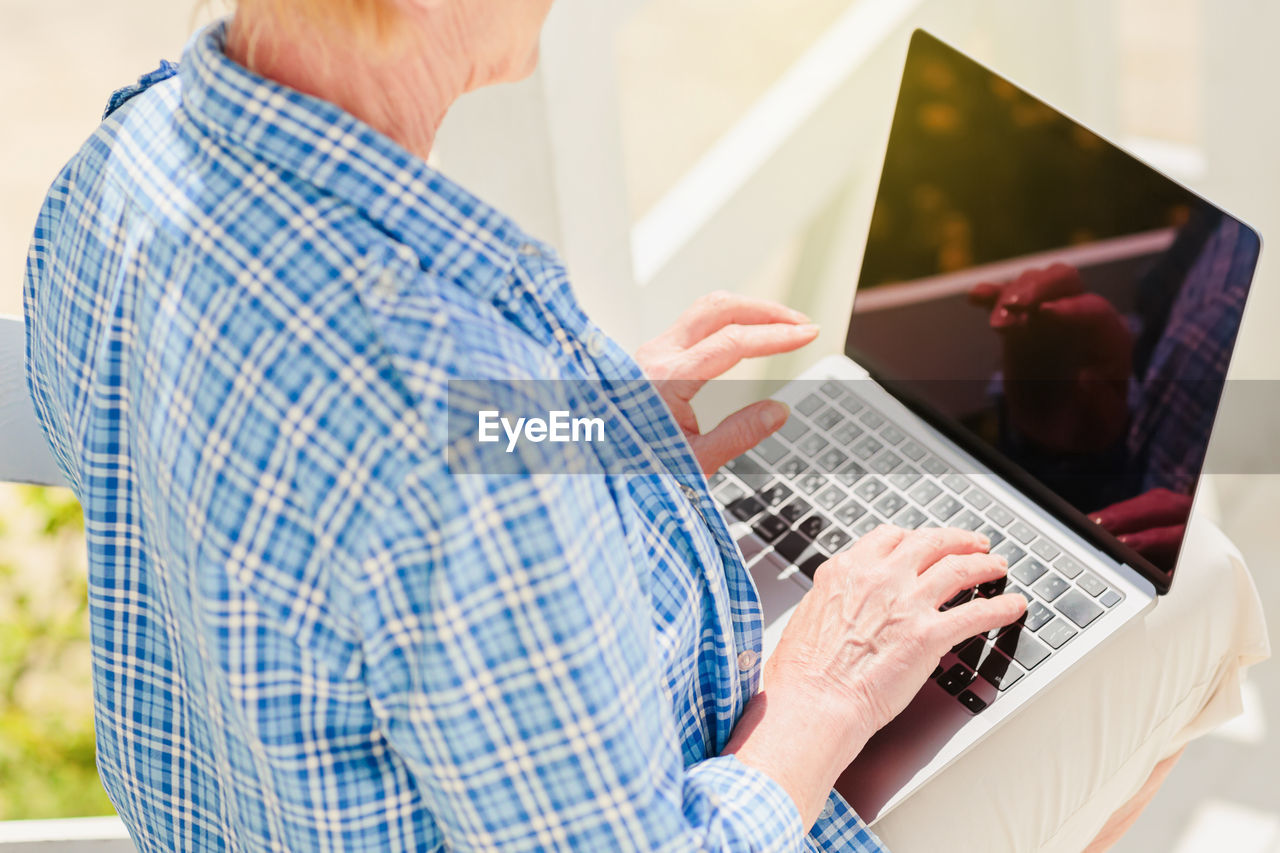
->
[709,381,1125,716]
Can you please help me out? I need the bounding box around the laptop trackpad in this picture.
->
[836,682,971,824]
[744,546,808,660]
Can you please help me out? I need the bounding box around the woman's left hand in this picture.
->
[635,291,819,476]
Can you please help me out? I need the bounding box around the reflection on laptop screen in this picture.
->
[845,31,1261,576]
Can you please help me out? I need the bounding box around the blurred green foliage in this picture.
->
[0,485,115,820]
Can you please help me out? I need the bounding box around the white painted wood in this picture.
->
[0,817,133,852]
[632,0,930,288]
[0,315,65,487]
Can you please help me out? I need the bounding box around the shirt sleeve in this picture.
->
[344,463,805,852]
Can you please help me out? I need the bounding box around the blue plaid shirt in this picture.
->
[24,22,886,852]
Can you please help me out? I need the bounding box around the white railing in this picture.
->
[0,818,133,853]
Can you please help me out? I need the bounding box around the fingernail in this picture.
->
[764,401,790,431]
[997,555,1008,569]
[798,324,820,335]
[978,534,990,549]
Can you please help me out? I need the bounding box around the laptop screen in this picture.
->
[844,30,1260,584]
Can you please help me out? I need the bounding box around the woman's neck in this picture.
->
[225,9,470,160]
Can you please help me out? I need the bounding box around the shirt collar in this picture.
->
[179,20,526,293]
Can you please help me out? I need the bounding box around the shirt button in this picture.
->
[819,798,835,820]
[519,242,541,257]
[736,649,759,672]
[586,333,604,356]
[375,271,397,298]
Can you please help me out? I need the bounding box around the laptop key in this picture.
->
[816,448,848,472]
[835,461,867,487]
[819,380,844,398]
[815,485,846,510]
[775,531,813,563]
[957,690,988,714]
[965,488,992,510]
[752,514,789,542]
[778,456,807,479]
[728,496,765,521]
[1006,584,1035,606]
[727,454,769,487]
[978,525,1006,547]
[709,471,726,488]
[886,466,922,490]
[832,422,863,445]
[817,528,852,554]
[987,502,1015,526]
[991,540,1025,566]
[1029,538,1060,561]
[1031,572,1070,602]
[1054,554,1085,579]
[799,553,826,579]
[977,578,1008,598]
[996,626,1051,670]
[938,663,977,695]
[851,435,883,460]
[978,652,1025,690]
[1010,559,1048,586]
[880,424,907,445]
[779,498,811,523]
[893,506,928,529]
[758,482,791,507]
[1055,589,1104,628]
[859,409,886,429]
[714,482,746,505]
[900,440,928,461]
[1023,600,1054,631]
[909,480,943,506]
[1099,589,1123,608]
[798,471,827,494]
[796,394,824,415]
[951,509,984,531]
[778,417,808,443]
[1008,520,1037,544]
[755,436,788,464]
[814,407,843,431]
[941,473,969,494]
[853,478,887,502]
[1077,571,1108,597]
[869,450,902,475]
[1038,618,1078,649]
[798,433,829,456]
[930,494,963,521]
[834,500,867,527]
[796,514,829,539]
[957,638,986,669]
[921,456,949,476]
[874,492,908,518]
[851,515,884,537]
[837,394,864,415]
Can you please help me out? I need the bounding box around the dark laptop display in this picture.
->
[845,31,1261,585]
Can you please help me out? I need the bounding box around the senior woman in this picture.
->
[22,1,1265,852]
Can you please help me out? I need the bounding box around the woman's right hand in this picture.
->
[726,524,1026,828]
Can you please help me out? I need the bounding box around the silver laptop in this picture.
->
[709,30,1262,823]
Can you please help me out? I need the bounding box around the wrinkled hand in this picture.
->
[1090,487,1193,572]
[969,263,1133,454]
[766,526,1023,738]
[635,291,819,475]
